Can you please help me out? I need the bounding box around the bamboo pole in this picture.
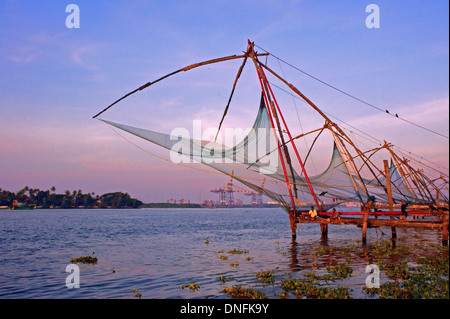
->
[436,189,440,208]
[443,212,449,246]
[252,47,321,210]
[384,143,420,203]
[249,43,325,221]
[248,47,299,235]
[362,209,370,244]
[93,52,268,118]
[402,158,433,203]
[302,217,444,229]
[261,61,418,205]
[384,160,397,239]
[215,51,250,141]
[260,61,381,200]
[331,131,364,201]
[320,222,328,237]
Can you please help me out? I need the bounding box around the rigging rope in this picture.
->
[266,78,449,177]
[254,44,449,140]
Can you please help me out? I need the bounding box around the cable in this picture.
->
[265,79,449,176]
[255,44,449,140]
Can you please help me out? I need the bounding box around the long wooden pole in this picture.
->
[93,52,268,118]
[330,131,364,201]
[384,160,397,239]
[215,51,250,141]
[362,209,370,244]
[260,62,380,200]
[251,44,321,210]
[385,145,420,203]
[443,212,449,246]
[250,52,297,213]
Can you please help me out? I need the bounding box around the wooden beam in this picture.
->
[362,209,370,244]
[384,160,397,239]
[300,217,444,229]
[93,52,268,118]
[443,212,449,246]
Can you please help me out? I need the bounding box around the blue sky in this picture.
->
[0,0,448,202]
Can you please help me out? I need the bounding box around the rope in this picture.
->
[254,44,449,140]
[265,78,449,177]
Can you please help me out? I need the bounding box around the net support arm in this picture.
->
[93,52,268,119]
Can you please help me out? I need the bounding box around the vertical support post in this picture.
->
[320,222,328,238]
[362,209,370,244]
[289,209,297,239]
[442,212,449,246]
[384,160,397,239]
[436,189,440,208]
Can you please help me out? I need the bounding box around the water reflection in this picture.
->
[0,208,446,299]
[287,239,300,272]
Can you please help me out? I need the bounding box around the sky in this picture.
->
[0,0,448,203]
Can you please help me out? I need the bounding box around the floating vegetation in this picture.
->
[326,263,353,280]
[280,261,354,299]
[204,237,210,244]
[221,285,268,299]
[364,254,449,299]
[313,246,327,256]
[281,278,352,299]
[256,269,275,284]
[303,271,335,284]
[132,288,142,299]
[206,236,447,299]
[180,282,200,292]
[227,248,249,255]
[368,240,411,261]
[70,255,97,264]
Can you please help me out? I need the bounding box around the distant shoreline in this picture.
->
[1,203,283,210]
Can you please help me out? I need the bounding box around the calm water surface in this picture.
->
[0,208,444,299]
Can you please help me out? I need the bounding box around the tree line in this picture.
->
[0,186,143,209]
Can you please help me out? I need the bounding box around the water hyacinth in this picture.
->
[227,248,249,255]
[180,282,200,292]
[256,269,275,284]
[281,278,352,299]
[70,255,98,264]
[364,254,449,299]
[221,285,268,299]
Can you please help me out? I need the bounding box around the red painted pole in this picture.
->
[252,53,321,211]
[255,73,298,214]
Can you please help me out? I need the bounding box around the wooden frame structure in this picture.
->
[94,40,449,245]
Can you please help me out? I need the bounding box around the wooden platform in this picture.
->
[291,210,449,245]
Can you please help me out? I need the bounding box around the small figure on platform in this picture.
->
[330,208,340,220]
[401,200,408,220]
[308,206,318,220]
